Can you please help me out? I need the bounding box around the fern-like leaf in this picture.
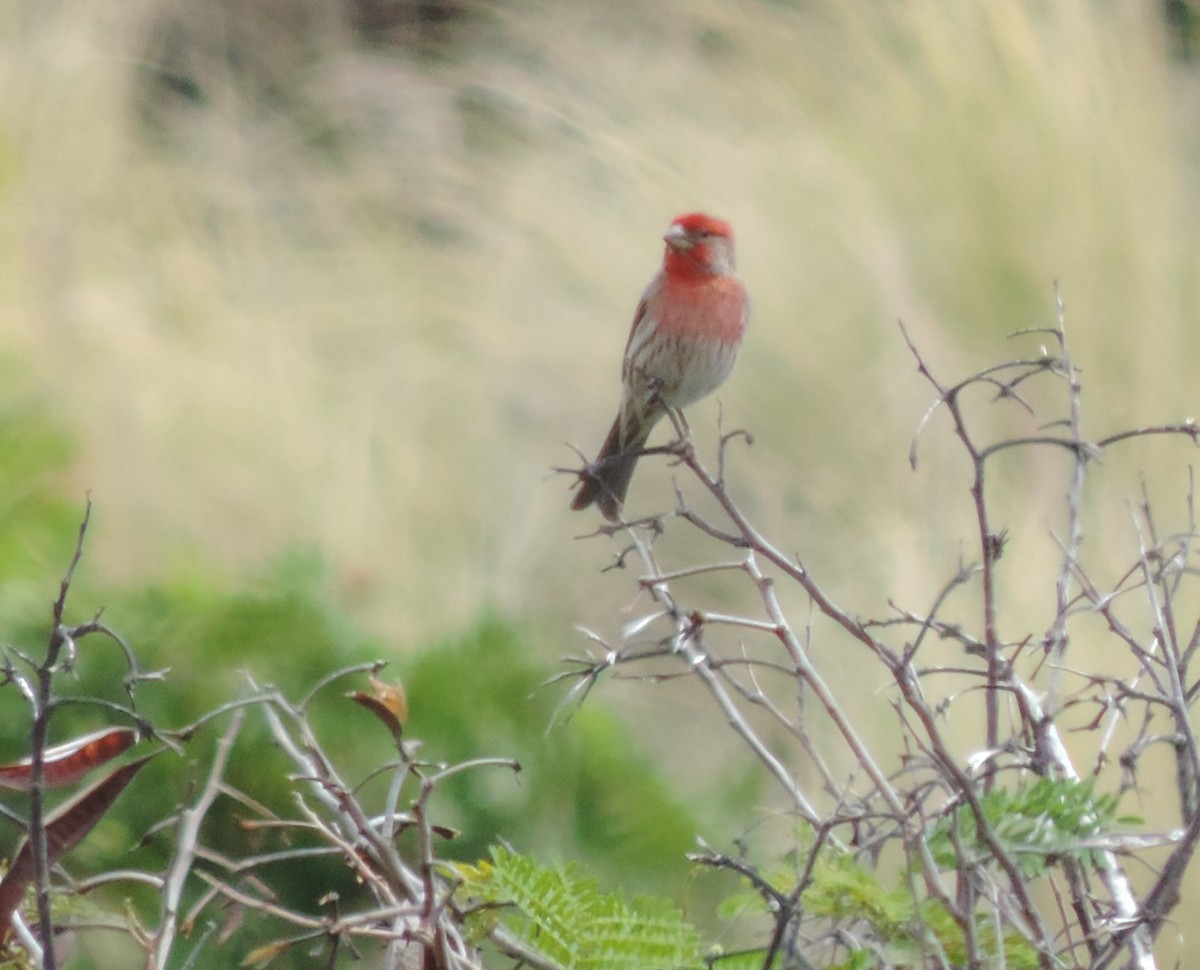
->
[457,846,702,970]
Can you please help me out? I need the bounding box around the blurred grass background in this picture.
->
[1,0,1200,964]
[2,0,1194,645]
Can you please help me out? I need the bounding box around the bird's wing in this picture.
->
[621,271,664,380]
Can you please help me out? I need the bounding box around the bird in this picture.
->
[571,212,750,521]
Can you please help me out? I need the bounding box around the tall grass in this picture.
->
[0,0,1193,710]
[1,1,1194,642]
[0,0,1192,748]
[1,2,1199,954]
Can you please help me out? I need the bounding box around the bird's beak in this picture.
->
[663,224,692,250]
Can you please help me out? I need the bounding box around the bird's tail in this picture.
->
[571,417,648,521]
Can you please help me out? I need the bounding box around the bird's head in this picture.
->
[663,212,736,277]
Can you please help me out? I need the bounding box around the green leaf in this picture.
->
[926,777,1127,882]
[459,846,703,970]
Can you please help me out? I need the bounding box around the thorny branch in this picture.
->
[1,526,527,970]
[4,500,165,969]
[567,302,1200,969]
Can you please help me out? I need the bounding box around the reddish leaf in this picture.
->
[0,753,155,940]
[348,674,407,742]
[0,727,139,791]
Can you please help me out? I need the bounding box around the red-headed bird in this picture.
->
[571,213,750,520]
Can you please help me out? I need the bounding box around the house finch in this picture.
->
[571,212,750,520]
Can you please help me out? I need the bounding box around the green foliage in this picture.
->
[24,548,390,883]
[927,776,1135,879]
[704,949,773,970]
[801,849,915,939]
[457,845,703,970]
[916,899,1039,970]
[0,432,709,959]
[803,845,1039,968]
[0,361,81,619]
[403,616,703,893]
[720,825,1042,969]
[720,780,1132,969]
